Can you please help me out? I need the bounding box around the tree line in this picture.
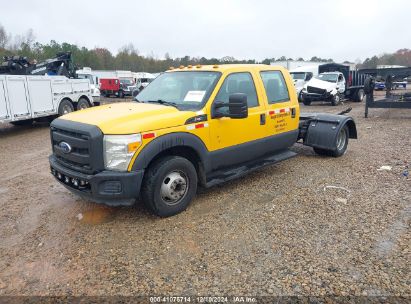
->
[0,24,410,73]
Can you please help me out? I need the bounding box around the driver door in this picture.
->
[337,74,346,93]
[208,72,267,170]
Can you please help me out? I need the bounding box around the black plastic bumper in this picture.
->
[302,92,331,101]
[49,155,143,206]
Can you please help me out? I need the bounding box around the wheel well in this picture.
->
[345,120,357,139]
[145,146,206,185]
[58,97,73,108]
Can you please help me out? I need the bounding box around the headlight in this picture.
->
[103,134,142,171]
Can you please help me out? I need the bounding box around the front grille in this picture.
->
[52,127,92,174]
[50,120,104,174]
[307,86,326,95]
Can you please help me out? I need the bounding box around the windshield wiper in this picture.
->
[146,99,179,109]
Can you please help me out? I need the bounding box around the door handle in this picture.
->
[260,113,266,125]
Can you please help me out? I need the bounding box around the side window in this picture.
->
[214,72,259,108]
[260,71,290,104]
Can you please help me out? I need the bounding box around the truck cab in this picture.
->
[76,67,101,103]
[289,65,319,101]
[49,64,357,217]
[301,72,346,106]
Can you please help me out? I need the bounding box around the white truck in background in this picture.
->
[300,63,366,106]
[130,72,156,97]
[289,65,320,101]
[76,67,101,101]
[0,75,95,125]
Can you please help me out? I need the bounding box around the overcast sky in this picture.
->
[1,0,410,62]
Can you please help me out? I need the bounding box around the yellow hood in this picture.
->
[61,102,196,134]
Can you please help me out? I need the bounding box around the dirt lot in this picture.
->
[0,97,410,297]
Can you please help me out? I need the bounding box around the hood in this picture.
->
[60,102,196,134]
[305,78,336,90]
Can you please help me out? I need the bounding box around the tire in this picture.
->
[77,98,90,110]
[298,91,304,103]
[58,99,74,115]
[118,90,124,98]
[355,89,365,102]
[10,119,33,126]
[302,97,312,106]
[313,125,349,157]
[331,93,341,106]
[141,156,198,217]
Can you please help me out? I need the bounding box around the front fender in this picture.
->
[130,132,210,171]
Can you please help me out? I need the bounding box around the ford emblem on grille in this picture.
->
[59,141,72,154]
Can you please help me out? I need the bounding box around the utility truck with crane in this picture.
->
[0,52,97,125]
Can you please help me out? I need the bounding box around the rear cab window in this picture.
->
[260,71,290,104]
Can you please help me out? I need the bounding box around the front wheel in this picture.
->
[141,156,198,217]
[314,125,349,157]
[298,91,304,103]
[331,93,341,106]
[302,96,312,106]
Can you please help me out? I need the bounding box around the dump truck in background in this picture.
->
[300,63,366,106]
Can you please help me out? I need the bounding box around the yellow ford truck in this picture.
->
[49,64,357,217]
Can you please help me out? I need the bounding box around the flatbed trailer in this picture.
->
[360,67,411,118]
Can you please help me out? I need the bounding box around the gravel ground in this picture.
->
[0,96,410,298]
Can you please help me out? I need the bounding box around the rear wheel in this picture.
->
[314,125,349,157]
[141,156,198,217]
[77,98,90,110]
[355,89,365,102]
[58,99,74,115]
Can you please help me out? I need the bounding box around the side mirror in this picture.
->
[228,93,248,118]
[212,93,248,119]
[305,74,312,81]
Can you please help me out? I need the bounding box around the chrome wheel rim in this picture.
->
[336,128,347,151]
[160,170,188,205]
[335,95,340,102]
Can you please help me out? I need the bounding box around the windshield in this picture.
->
[136,71,221,110]
[120,79,133,85]
[316,73,338,83]
[77,74,94,84]
[290,72,305,80]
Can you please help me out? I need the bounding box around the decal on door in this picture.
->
[268,108,292,133]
